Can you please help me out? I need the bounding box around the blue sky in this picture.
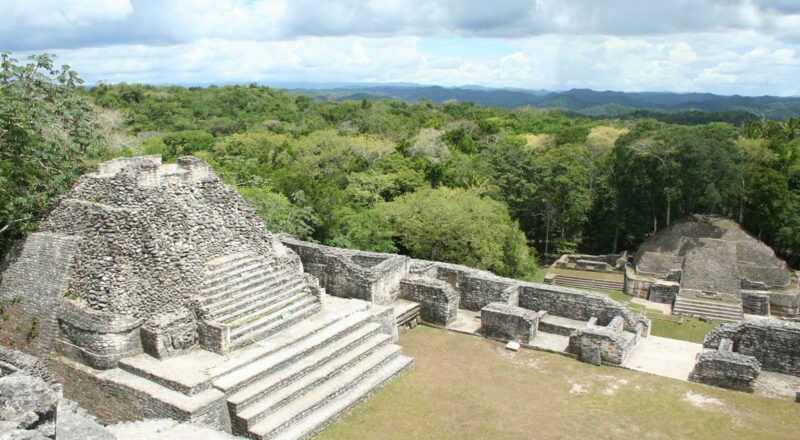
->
[2,0,800,95]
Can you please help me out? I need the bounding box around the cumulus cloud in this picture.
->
[2,0,799,95]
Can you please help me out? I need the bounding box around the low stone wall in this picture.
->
[48,356,230,431]
[399,276,459,326]
[430,262,517,312]
[691,350,761,393]
[704,319,800,376]
[279,235,409,305]
[55,299,143,370]
[623,266,653,299]
[650,280,679,304]
[480,302,538,344]
[567,317,637,366]
[519,284,650,336]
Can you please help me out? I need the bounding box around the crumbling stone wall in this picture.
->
[519,284,650,336]
[567,317,638,366]
[399,276,459,326]
[0,346,55,384]
[429,262,517,312]
[480,302,538,344]
[280,235,408,305]
[691,350,761,393]
[704,320,800,375]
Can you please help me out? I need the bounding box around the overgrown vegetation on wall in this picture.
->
[2,53,800,276]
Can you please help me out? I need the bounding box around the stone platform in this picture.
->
[50,296,412,440]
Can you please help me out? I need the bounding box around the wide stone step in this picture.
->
[208,279,306,323]
[205,251,255,274]
[214,310,374,393]
[673,298,743,321]
[210,300,369,380]
[247,345,404,439]
[262,355,414,440]
[229,295,318,337]
[203,261,267,290]
[202,268,296,307]
[233,332,395,431]
[230,302,322,352]
[215,287,309,325]
[553,276,624,291]
[228,323,386,412]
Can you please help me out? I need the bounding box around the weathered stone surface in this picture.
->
[580,346,601,366]
[140,310,198,359]
[0,347,54,385]
[519,284,650,336]
[567,324,637,366]
[691,350,761,393]
[279,235,408,306]
[625,215,800,318]
[56,399,115,440]
[399,276,459,326]
[704,319,800,375]
[481,302,538,344]
[0,376,57,431]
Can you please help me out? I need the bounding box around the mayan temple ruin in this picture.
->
[624,216,800,321]
[0,156,412,439]
[3,156,800,439]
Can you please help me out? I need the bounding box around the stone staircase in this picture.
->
[672,296,743,321]
[117,297,413,440]
[550,274,624,292]
[199,252,321,352]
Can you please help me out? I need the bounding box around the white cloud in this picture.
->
[3,0,800,95]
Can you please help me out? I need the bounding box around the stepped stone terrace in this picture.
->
[0,156,662,438]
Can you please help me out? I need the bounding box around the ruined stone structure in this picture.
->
[0,156,412,439]
[692,318,800,393]
[279,235,651,367]
[624,215,800,321]
[545,253,626,292]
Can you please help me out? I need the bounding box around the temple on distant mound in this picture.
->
[624,215,800,320]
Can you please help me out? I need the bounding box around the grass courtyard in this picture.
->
[319,326,798,440]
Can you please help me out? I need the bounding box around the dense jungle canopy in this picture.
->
[3,54,800,277]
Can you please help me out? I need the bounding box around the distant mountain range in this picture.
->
[285,84,800,119]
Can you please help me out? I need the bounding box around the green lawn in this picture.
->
[319,326,798,440]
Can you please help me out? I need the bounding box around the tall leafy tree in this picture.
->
[0,53,104,258]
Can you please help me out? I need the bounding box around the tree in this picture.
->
[0,53,104,258]
[380,187,536,278]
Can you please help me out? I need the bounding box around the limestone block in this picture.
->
[0,375,57,431]
[481,302,538,344]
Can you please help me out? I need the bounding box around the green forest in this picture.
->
[3,54,800,279]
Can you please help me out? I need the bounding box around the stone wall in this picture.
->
[429,262,517,312]
[48,356,231,432]
[691,350,761,393]
[279,235,409,305]
[567,317,638,366]
[704,319,800,375]
[0,232,81,357]
[399,276,459,326]
[55,300,143,370]
[650,280,679,304]
[519,284,650,336]
[480,302,538,344]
